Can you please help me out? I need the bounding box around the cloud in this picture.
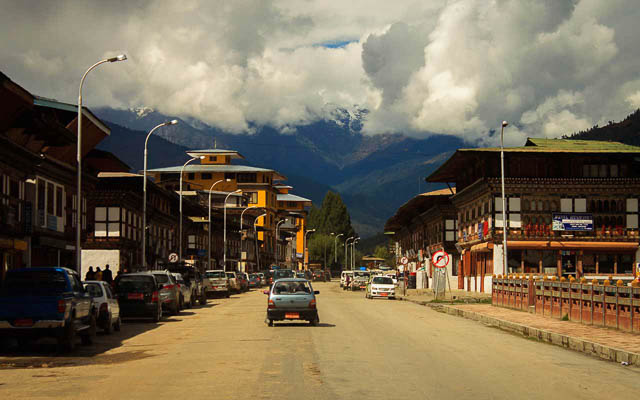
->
[1,0,639,144]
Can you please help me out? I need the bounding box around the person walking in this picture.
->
[85,266,95,281]
[103,264,113,285]
[95,267,103,281]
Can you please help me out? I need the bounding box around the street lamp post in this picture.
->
[179,156,203,262]
[304,229,316,270]
[275,219,285,265]
[143,120,177,270]
[334,233,344,266]
[344,236,354,271]
[223,189,242,271]
[254,213,267,273]
[76,54,127,272]
[500,120,509,276]
[352,238,360,270]
[208,179,230,270]
[240,206,262,272]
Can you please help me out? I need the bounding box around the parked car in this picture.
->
[257,272,267,286]
[312,270,326,282]
[236,272,249,292]
[296,272,306,279]
[204,270,230,297]
[264,278,320,326]
[365,276,396,299]
[0,267,97,352]
[114,273,162,322]
[164,263,206,305]
[84,280,121,333]
[248,274,261,288]
[225,271,241,293]
[150,271,180,315]
[171,273,193,309]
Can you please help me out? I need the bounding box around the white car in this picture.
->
[365,276,396,299]
[83,280,121,333]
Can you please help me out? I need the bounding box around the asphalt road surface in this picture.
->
[1,281,639,399]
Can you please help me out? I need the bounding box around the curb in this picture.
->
[436,304,640,367]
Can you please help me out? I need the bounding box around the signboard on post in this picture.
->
[168,253,179,263]
[552,213,593,231]
[432,250,449,269]
[400,256,408,265]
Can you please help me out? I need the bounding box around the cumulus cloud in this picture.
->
[0,0,639,144]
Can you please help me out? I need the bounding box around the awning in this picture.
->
[470,242,493,253]
[507,241,638,250]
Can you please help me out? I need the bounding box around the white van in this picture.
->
[340,271,354,289]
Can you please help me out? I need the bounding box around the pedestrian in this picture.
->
[85,266,95,281]
[103,264,113,285]
[95,267,103,281]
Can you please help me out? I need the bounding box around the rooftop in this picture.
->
[186,148,245,159]
[384,187,456,232]
[277,193,312,203]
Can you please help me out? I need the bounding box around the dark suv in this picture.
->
[114,273,162,321]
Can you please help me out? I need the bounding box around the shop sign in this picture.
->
[552,213,593,231]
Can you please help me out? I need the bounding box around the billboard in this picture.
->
[552,213,593,231]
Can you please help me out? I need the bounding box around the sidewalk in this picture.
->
[429,302,640,366]
[396,287,492,304]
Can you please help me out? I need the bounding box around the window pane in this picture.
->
[509,197,521,212]
[583,253,596,274]
[47,183,54,214]
[575,198,586,213]
[627,198,638,212]
[95,223,107,237]
[107,222,120,237]
[619,254,633,274]
[598,254,614,274]
[627,214,638,229]
[509,213,521,228]
[494,197,503,212]
[542,251,557,274]
[108,207,120,221]
[560,198,572,212]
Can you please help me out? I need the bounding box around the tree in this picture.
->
[307,191,357,270]
[373,245,393,265]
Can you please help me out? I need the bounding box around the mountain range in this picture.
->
[94,106,467,238]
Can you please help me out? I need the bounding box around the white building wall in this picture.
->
[493,244,506,276]
[81,249,121,279]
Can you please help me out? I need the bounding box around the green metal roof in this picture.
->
[458,138,640,154]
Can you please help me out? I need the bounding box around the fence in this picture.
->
[492,277,639,332]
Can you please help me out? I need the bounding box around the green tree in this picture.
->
[373,245,393,265]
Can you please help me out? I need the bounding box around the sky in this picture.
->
[2,0,640,146]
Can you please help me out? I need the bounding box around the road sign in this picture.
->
[400,256,408,265]
[432,250,449,269]
[168,253,179,263]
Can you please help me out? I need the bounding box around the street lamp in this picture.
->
[344,236,354,271]
[179,156,204,262]
[352,237,360,270]
[240,206,262,272]
[223,189,242,271]
[334,233,344,265]
[76,54,127,271]
[208,179,230,270]
[254,213,267,273]
[275,219,285,264]
[500,120,509,276]
[304,229,316,270]
[142,120,177,269]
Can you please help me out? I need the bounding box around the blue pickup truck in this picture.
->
[0,267,97,352]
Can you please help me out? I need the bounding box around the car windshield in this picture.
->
[372,277,393,285]
[2,270,69,295]
[116,276,155,292]
[206,271,226,278]
[84,283,104,297]
[226,273,235,278]
[152,274,169,284]
[249,274,258,279]
[273,281,312,295]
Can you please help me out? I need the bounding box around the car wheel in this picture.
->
[225,292,230,298]
[267,319,274,327]
[309,317,319,326]
[57,321,76,352]
[200,292,207,305]
[153,307,162,323]
[114,316,122,332]
[103,313,112,334]
[81,313,97,345]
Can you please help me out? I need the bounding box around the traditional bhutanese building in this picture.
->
[146,148,310,272]
[426,138,640,292]
[275,184,312,270]
[385,188,459,288]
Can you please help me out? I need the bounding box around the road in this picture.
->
[1,281,639,399]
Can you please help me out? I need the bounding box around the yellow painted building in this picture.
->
[275,184,312,270]
[147,149,311,270]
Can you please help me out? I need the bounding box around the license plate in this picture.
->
[128,293,144,300]
[285,312,299,319]
[380,293,388,296]
[13,318,34,327]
